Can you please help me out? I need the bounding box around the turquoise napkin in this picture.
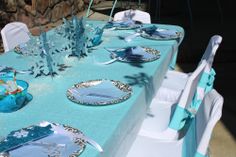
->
[10,133,81,157]
[141,26,177,38]
[110,46,156,62]
[105,19,137,29]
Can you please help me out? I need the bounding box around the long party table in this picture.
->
[0,20,184,157]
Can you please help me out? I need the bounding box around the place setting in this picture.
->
[95,46,161,65]
[0,121,103,157]
[104,9,143,31]
[104,19,142,30]
[120,25,184,43]
[67,79,132,106]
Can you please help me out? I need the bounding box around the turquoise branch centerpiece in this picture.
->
[70,16,88,58]
[57,16,104,55]
[26,28,70,78]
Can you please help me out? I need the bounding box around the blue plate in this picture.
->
[105,20,141,30]
[108,46,161,63]
[139,26,182,40]
[0,122,86,157]
[67,79,132,106]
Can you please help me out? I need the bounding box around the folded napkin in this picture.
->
[153,29,177,38]
[70,80,127,104]
[88,27,103,47]
[141,26,177,38]
[0,124,53,153]
[5,122,84,157]
[10,133,80,157]
[140,25,158,35]
[14,43,28,54]
[105,19,137,29]
[109,46,156,62]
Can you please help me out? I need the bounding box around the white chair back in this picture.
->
[168,60,208,133]
[178,61,207,109]
[196,35,222,101]
[138,61,208,140]
[114,9,151,24]
[1,22,30,52]
[195,89,223,156]
[200,35,222,73]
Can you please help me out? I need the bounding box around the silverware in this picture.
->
[83,135,103,153]
[124,33,140,42]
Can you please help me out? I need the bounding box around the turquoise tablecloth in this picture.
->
[0,20,184,157]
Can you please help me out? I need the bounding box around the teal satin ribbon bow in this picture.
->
[169,104,197,131]
[169,69,217,131]
[169,91,203,131]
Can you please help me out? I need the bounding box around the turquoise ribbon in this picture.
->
[169,92,202,131]
[190,68,216,111]
[169,105,194,130]
[191,92,203,111]
[198,68,216,93]
[194,152,208,157]
[182,117,197,157]
[86,0,94,18]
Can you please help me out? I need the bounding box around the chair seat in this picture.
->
[138,61,208,141]
[127,89,223,157]
[155,70,190,103]
[164,70,189,89]
[143,100,176,133]
[126,135,184,157]
[138,71,189,135]
[155,87,182,103]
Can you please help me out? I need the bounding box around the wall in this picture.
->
[0,0,101,52]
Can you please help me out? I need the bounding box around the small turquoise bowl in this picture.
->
[0,80,31,113]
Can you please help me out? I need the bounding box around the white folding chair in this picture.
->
[1,22,30,52]
[139,60,207,140]
[114,9,151,24]
[126,89,223,157]
[195,89,223,156]
[155,35,222,103]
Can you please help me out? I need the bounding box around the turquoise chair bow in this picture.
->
[169,104,196,131]
[169,81,205,131]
